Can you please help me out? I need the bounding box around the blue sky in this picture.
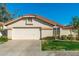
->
[6,3,79,25]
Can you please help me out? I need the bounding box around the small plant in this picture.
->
[60,35,67,40]
[0,36,8,42]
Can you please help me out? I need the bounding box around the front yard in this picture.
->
[41,40,79,51]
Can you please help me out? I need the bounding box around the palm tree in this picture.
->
[72,16,79,40]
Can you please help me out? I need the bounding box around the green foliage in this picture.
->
[71,16,79,40]
[0,26,3,31]
[0,3,12,22]
[0,36,8,42]
[67,34,74,40]
[72,16,79,27]
[76,35,79,40]
[60,35,67,40]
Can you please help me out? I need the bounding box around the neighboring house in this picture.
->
[3,14,77,40]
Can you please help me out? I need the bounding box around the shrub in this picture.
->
[67,34,74,40]
[76,35,79,40]
[41,36,55,40]
[56,36,60,39]
[60,35,67,40]
[0,36,8,42]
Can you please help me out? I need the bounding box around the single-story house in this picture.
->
[0,14,77,40]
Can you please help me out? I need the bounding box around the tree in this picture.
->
[0,3,12,22]
[72,16,79,39]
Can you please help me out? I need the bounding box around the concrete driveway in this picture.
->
[0,40,79,56]
[0,40,52,56]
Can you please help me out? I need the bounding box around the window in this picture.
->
[53,28,56,30]
[53,28,60,37]
[26,18,32,25]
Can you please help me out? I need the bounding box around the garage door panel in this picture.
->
[12,28,40,40]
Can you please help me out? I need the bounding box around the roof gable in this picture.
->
[5,14,64,28]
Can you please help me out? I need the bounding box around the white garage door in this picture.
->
[12,27,40,40]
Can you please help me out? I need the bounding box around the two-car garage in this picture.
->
[8,27,41,40]
[6,14,55,40]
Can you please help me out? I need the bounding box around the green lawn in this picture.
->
[41,40,79,51]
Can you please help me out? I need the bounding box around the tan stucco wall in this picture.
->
[60,28,71,36]
[60,28,77,37]
[7,19,52,29]
[7,18,53,39]
[42,30,53,38]
[71,31,77,37]
[7,17,78,39]
[7,30,12,39]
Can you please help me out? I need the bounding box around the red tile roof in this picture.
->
[27,14,62,25]
[5,14,74,29]
[63,26,75,29]
[5,14,64,27]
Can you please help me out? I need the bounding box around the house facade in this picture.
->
[3,14,77,40]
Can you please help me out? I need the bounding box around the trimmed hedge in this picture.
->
[41,35,78,41]
[41,36,55,40]
[67,34,74,40]
[60,35,67,40]
[76,35,79,40]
